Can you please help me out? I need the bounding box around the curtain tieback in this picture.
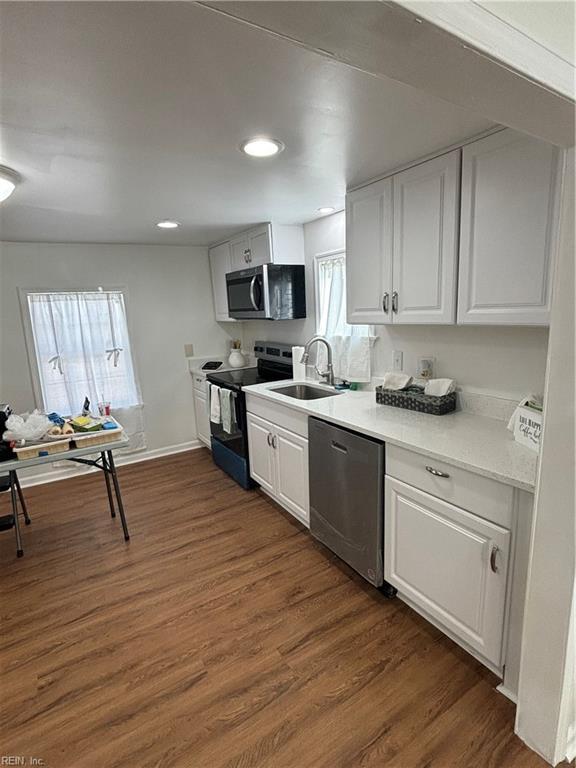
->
[106,347,123,367]
[48,355,63,374]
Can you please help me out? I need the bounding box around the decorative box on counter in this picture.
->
[375,385,457,416]
[512,405,542,453]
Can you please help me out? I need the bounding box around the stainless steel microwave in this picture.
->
[226,264,306,320]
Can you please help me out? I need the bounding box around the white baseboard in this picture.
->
[565,723,576,762]
[18,440,204,488]
[496,683,518,705]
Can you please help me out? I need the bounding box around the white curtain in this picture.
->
[316,254,375,383]
[27,290,146,450]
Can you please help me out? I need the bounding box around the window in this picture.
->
[26,290,141,416]
[314,251,370,338]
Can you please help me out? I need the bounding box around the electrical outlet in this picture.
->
[418,356,435,379]
[184,343,194,358]
[393,350,403,371]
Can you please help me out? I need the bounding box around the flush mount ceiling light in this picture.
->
[156,220,180,229]
[240,137,285,158]
[317,207,335,215]
[0,165,20,203]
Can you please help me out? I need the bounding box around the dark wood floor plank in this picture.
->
[0,449,552,768]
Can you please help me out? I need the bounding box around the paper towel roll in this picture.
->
[292,346,306,380]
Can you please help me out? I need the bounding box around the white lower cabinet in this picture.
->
[385,476,510,667]
[247,413,276,495]
[247,412,309,526]
[193,390,211,449]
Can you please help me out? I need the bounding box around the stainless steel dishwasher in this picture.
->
[308,417,396,597]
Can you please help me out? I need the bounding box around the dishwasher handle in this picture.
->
[331,440,348,454]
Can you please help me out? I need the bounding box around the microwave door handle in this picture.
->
[249,276,259,311]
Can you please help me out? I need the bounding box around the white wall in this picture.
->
[242,211,550,402]
[0,242,236,453]
[516,149,575,765]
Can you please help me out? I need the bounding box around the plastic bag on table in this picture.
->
[3,411,52,442]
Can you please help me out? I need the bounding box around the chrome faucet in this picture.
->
[300,335,335,387]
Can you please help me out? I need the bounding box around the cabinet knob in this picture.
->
[425,466,450,478]
[490,545,500,573]
[392,291,398,313]
[382,292,389,313]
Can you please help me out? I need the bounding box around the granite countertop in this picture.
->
[243,380,538,492]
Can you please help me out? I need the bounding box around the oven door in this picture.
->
[209,387,247,458]
[226,267,269,319]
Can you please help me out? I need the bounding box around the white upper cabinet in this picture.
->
[346,177,393,325]
[230,234,251,271]
[247,225,272,267]
[392,150,460,324]
[458,130,559,325]
[209,241,235,322]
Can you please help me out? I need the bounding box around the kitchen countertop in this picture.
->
[244,380,538,492]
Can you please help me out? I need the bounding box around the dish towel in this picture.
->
[220,389,236,434]
[424,378,456,397]
[382,372,413,390]
[210,384,221,424]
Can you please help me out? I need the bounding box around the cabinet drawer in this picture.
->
[192,373,207,394]
[245,394,308,438]
[385,476,510,667]
[386,445,513,528]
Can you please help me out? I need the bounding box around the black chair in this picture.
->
[0,473,31,556]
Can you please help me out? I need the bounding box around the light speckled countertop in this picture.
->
[244,380,538,492]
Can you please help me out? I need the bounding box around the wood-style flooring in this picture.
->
[0,449,552,767]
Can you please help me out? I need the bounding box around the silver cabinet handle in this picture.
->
[249,275,259,310]
[392,291,398,313]
[272,434,278,449]
[426,466,450,478]
[382,292,389,313]
[267,433,273,447]
[490,545,500,573]
[244,248,251,263]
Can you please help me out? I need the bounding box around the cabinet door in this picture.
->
[385,477,510,667]
[346,178,393,324]
[209,242,234,322]
[194,392,211,448]
[392,150,460,324]
[248,225,272,267]
[246,414,276,494]
[274,425,309,526]
[230,235,250,271]
[458,130,559,325]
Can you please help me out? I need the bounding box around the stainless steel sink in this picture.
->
[272,384,341,400]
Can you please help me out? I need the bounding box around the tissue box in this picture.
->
[513,405,542,453]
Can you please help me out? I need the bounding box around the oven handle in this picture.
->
[249,276,259,311]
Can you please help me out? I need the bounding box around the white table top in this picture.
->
[0,437,130,474]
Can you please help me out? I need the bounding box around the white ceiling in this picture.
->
[0,2,494,246]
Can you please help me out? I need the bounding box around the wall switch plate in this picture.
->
[184,343,194,357]
[393,350,403,371]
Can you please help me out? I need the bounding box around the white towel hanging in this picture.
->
[210,384,221,424]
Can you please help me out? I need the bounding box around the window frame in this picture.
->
[18,285,141,412]
[313,249,373,337]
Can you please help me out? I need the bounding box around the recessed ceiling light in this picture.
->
[317,207,335,215]
[157,220,180,229]
[0,165,20,203]
[240,137,285,158]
